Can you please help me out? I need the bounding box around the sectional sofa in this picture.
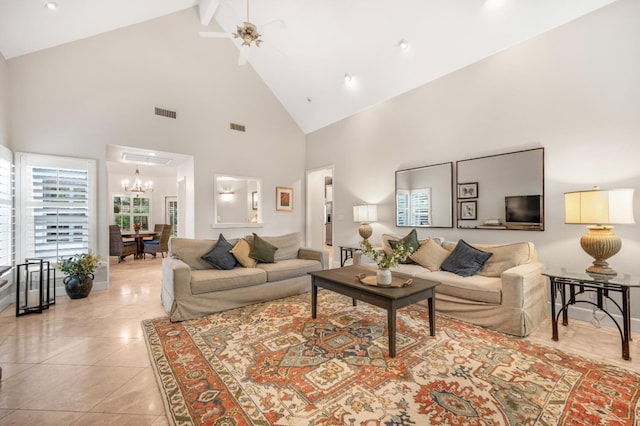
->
[356,233,548,337]
[161,232,326,321]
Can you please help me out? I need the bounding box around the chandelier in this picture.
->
[122,167,153,195]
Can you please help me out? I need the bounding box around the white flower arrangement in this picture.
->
[360,239,413,269]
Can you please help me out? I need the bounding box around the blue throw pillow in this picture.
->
[201,234,238,270]
[440,239,492,277]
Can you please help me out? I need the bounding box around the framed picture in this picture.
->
[251,191,258,210]
[459,201,477,220]
[458,182,478,199]
[276,187,293,212]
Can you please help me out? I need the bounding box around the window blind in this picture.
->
[0,147,12,267]
[16,153,96,264]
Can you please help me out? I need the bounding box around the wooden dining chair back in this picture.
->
[109,225,137,262]
[143,224,172,258]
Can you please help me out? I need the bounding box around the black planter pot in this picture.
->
[63,274,94,299]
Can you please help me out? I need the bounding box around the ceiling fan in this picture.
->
[198,0,264,65]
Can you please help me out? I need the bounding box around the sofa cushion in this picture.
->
[190,267,267,295]
[169,238,217,270]
[388,229,420,264]
[201,234,237,270]
[441,239,492,277]
[411,238,451,271]
[422,270,502,304]
[249,233,278,263]
[230,239,257,268]
[473,242,534,277]
[259,232,302,261]
[257,258,322,282]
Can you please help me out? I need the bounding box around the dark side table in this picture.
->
[338,245,360,266]
[543,268,640,360]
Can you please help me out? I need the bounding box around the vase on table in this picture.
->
[376,268,392,286]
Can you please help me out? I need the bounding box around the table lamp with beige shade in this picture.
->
[353,204,378,241]
[564,187,635,276]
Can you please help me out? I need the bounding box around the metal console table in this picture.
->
[543,268,640,360]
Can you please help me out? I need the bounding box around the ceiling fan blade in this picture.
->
[238,46,250,66]
[198,31,232,39]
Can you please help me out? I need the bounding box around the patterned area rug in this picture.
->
[143,291,640,425]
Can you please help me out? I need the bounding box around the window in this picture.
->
[112,194,151,232]
[16,153,96,264]
[0,146,12,267]
[165,196,178,237]
[396,188,431,227]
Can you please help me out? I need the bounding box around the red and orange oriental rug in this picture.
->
[142,291,640,425]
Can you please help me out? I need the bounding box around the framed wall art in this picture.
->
[276,187,293,212]
[459,200,477,220]
[458,182,478,199]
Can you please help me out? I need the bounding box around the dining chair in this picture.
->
[143,224,172,258]
[144,224,164,241]
[109,225,137,262]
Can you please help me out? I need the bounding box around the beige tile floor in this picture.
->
[1,256,638,425]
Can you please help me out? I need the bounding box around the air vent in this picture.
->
[230,122,246,132]
[155,107,177,119]
[122,152,173,166]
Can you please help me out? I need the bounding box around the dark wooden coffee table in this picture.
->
[309,265,439,357]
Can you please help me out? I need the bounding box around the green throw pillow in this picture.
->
[249,233,278,263]
[388,229,420,264]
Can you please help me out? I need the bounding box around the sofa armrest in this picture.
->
[298,248,328,269]
[501,262,547,308]
[162,257,193,300]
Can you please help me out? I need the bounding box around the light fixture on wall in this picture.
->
[564,187,635,276]
[44,2,58,10]
[121,166,153,196]
[353,204,378,241]
[218,187,235,201]
[398,39,409,50]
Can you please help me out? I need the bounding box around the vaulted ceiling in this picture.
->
[0,0,617,134]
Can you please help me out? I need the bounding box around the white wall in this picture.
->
[7,7,307,265]
[0,53,8,149]
[306,0,640,319]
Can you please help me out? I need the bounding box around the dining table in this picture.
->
[121,231,158,259]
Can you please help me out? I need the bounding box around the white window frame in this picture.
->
[0,146,12,268]
[15,152,97,264]
[111,193,152,232]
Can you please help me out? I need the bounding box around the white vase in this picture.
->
[376,268,392,286]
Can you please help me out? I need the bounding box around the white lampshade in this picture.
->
[353,204,378,223]
[565,188,635,225]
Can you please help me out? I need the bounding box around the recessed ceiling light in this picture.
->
[344,74,352,83]
[44,2,58,10]
[398,39,409,50]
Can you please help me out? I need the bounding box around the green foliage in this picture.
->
[58,250,100,276]
[360,240,413,269]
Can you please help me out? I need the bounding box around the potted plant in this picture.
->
[133,222,141,233]
[58,250,100,299]
[360,240,413,285]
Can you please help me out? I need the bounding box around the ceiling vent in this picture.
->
[155,107,177,119]
[230,122,246,132]
[121,152,173,166]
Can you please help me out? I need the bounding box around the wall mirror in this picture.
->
[395,162,453,228]
[456,148,544,230]
[214,175,262,226]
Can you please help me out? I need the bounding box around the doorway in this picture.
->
[306,166,334,265]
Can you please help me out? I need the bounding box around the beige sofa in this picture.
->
[162,233,326,321]
[356,235,548,337]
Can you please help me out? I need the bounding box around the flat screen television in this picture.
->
[505,195,542,225]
